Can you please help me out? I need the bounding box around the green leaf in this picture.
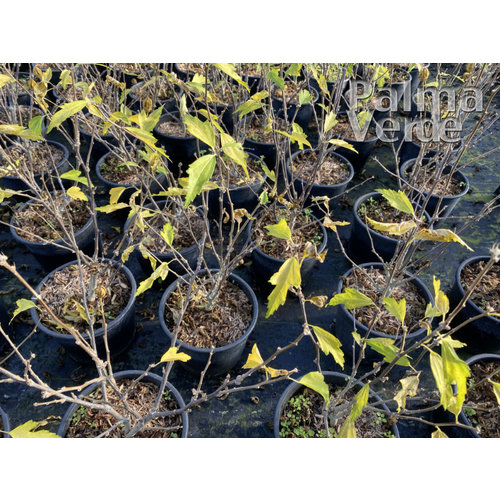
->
[66,186,88,202]
[184,154,217,207]
[265,218,291,240]
[11,299,36,323]
[160,346,191,363]
[59,169,89,187]
[183,114,215,150]
[9,420,60,438]
[124,127,166,156]
[235,100,264,119]
[277,123,311,150]
[284,63,302,77]
[365,338,411,366]
[394,374,420,411]
[337,417,356,438]
[25,115,44,141]
[382,297,406,324]
[324,112,338,134]
[296,371,330,403]
[135,262,169,297]
[414,228,473,251]
[309,324,344,369]
[213,63,249,91]
[47,100,87,134]
[298,89,312,106]
[266,257,301,318]
[376,189,414,216]
[160,222,174,246]
[266,69,285,90]
[350,383,370,421]
[221,132,248,178]
[328,288,374,309]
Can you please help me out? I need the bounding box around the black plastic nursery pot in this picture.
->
[207,152,267,218]
[243,136,278,173]
[271,86,319,129]
[123,201,205,278]
[273,371,400,438]
[348,191,431,264]
[127,81,180,114]
[0,298,13,350]
[449,255,500,349]
[30,258,137,363]
[9,198,97,271]
[437,353,500,438]
[331,112,380,173]
[77,113,118,165]
[286,149,354,211]
[0,405,11,438]
[246,211,328,292]
[0,140,70,193]
[332,262,434,366]
[158,269,259,377]
[153,112,199,175]
[95,149,169,209]
[400,158,469,221]
[57,370,189,438]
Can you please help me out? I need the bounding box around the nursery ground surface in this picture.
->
[1,94,499,438]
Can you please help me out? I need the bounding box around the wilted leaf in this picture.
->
[9,420,60,438]
[109,186,127,205]
[66,186,88,202]
[414,228,473,251]
[323,217,350,232]
[366,217,417,236]
[160,222,174,246]
[242,343,265,369]
[394,374,420,411]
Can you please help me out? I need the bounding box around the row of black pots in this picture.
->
[0,405,10,438]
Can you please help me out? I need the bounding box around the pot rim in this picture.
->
[336,262,434,340]
[56,369,189,438]
[159,268,258,354]
[455,255,500,325]
[400,158,469,200]
[30,258,136,342]
[273,370,400,438]
[286,148,354,189]
[247,209,328,265]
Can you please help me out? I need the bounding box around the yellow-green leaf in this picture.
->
[124,127,166,156]
[490,381,500,405]
[11,298,36,323]
[328,138,359,153]
[213,63,249,92]
[59,169,89,187]
[242,343,265,369]
[309,324,344,369]
[121,245,135,263]
[135,262,169,296]
[47,100,87,134]
[433,276,450,317]
[183,114,215,150]
[431,427,449,438]
[9,420,60,438]
[323,111,338,134]
[160,346,191,363]
[394,374,420,411]
[184,154,217,207]
[66,186,88,202]
[376,189,414,216]
[266,257,301,318]
[265,218,291,240]
[414,228,473,251]
[109,186,127,205]
[296,371,330,403]
[366,217,417,236]
[350,383,370,421]
[0,74,14,89]
[365,338,411,366]
[276,123,311,150]
[298,89,312,105]
[160,222,174,246]
[328,288,374,309]
[221,132,248,178]
[382,297,406,324]
[96,202,130,214]
[337,417,356,438]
